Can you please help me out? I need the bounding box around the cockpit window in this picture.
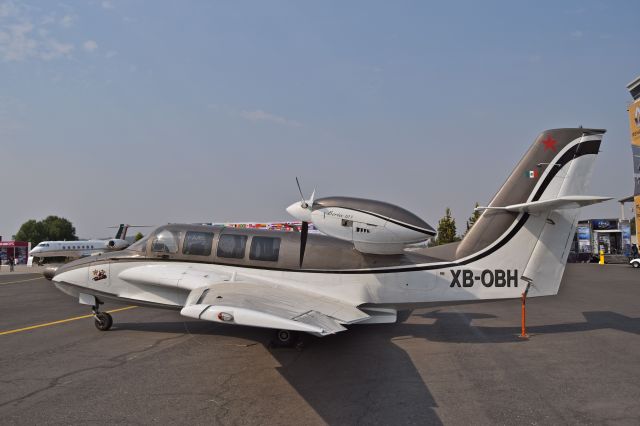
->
[151,230,180,254]
[216,234,247,259]
[183,231,214,256]
[249,237,281,262]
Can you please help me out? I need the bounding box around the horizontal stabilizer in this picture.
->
[476,195,612,214]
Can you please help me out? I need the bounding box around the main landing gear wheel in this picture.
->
[272,329,300,348]
[94,312,113,331]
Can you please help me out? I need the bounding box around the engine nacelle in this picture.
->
[287,196,435,254]
[105,239,130,250]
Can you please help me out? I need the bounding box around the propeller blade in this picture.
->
[308,189,316,208]
[295,177,308,208]
[299,221,308,267]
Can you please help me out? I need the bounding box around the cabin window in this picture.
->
[183,231,214,256]
[249,237,281,262]
[217,234,247,259]
[151,229,180,254]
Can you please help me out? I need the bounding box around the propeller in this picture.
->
[296,177,308,208]
[294,177,316,267]
[300,221,308,267]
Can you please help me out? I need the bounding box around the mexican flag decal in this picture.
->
[525,169,539,179]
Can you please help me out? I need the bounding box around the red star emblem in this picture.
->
[541,135,557,152]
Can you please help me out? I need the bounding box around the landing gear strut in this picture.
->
[92,302,113,331]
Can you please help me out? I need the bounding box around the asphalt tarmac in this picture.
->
[1,264,639,425]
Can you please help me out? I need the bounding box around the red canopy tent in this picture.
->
[0,241,30,264]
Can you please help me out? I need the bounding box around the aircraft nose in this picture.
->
[286,202,311,222]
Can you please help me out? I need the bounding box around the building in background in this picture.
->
[626,75,640,245]
[571,218,632,262]
[0,241,30,265]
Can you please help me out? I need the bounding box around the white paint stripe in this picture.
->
[0,276,42,286]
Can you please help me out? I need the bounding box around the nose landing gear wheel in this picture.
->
[94,312,113,331]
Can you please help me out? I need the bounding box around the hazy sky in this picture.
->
[1,1,639,239]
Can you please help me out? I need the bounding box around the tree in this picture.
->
[465,202,481,235]
[15,216,77,246]
[134,232,144,241]
[14,220,45,245]
[436,207,458,245]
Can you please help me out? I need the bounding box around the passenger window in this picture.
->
[217,234,247,259]
[151,230,180,254]
[183,231,214,256]
[249,237,281,262]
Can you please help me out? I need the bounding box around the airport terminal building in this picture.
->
[571,218,632,261]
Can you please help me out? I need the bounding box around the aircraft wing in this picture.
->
[180,282,370,336]
[476,195,612,214]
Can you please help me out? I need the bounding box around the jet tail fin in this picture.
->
[114,224,126,239]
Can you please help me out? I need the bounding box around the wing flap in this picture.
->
[292,310,347,334]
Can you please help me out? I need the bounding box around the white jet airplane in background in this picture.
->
[49,128,611,346]
[30,224,148,260]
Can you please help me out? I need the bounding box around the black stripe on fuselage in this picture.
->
[58,138,600,277]
[339,207,437,235]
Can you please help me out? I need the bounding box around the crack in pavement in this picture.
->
[0,333,189,409]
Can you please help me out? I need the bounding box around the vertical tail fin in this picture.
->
[456,128,606,296]
[114,224,125,239]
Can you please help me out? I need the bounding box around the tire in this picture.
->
[94,312,113,331]
[633,262,640,269]
[275,329,297,347]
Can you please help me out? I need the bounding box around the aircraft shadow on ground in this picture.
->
[112,320,444,424]
[112,309,640,343]
[410,310,640,343]
[111,310,639,425]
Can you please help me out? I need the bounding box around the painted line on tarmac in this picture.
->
[0,277,43,286]
[0,306,138,336]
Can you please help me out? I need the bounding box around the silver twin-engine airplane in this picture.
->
[50,128,610,345]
